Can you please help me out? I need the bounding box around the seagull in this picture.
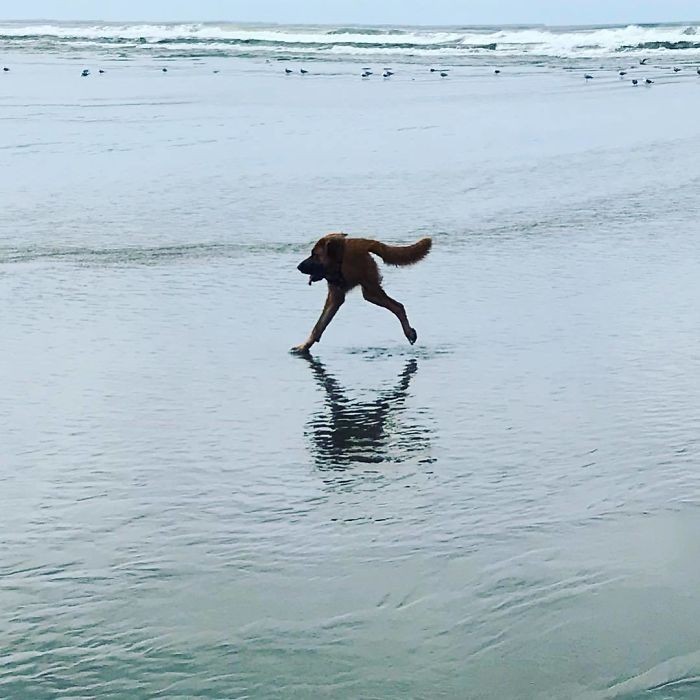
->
[382,71,392,78]
[285,68,292,74]
[673,67,681,72]
[584,74,593,80]
[81,69,90,77]
[632,78,638,85]
[619,70,627,76]
[300,68,308,74]
[645,78,654,85]
[494,69,501,74]
[361,71,371,78]
[640,58,648,65]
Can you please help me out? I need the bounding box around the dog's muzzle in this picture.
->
[297,257,326,285]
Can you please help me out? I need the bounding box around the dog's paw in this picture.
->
[290,344,312,355]
[407,328,418,345]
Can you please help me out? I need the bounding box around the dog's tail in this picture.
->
[368,237,432,267]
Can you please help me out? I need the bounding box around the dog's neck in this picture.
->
[325,270,345,288]
[325,250,345,288]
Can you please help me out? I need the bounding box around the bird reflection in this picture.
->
[302,355,432,468]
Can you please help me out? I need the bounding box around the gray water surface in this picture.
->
[2,57,700,699]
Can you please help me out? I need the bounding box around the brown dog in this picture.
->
[292,233,432,353]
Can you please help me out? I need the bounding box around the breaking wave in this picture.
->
[1,21,700,61]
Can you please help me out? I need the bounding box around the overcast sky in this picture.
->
[1,1,698,25]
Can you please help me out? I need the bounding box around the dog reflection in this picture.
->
[303,356,431,468]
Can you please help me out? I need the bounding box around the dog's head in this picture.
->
[297,233,347,286]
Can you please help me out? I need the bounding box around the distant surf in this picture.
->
[1,20,700,63]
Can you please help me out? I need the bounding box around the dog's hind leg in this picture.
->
[361,283,417,344]
[291,286,345,353]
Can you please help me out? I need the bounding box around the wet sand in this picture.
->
[3,58,700,698]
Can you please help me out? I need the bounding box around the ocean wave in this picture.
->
[327,26,408,36]
[0,22,467,46]
[618,40,700,50]
[1,22,700,60]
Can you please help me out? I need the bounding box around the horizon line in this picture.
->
[1,17,700,29]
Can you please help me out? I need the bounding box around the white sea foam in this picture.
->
[1,21,699,60]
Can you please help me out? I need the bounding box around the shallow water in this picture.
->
[3,55,700,699]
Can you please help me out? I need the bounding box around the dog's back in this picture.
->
[341,237,431,288]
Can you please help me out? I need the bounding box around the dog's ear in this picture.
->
[324,235,346,262]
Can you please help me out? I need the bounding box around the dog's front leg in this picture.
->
[291,287,345,353]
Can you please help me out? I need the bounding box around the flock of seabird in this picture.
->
[582,57,698,86]
[284,65,508,78]
[3,60,700,84]
[1,66,174,76]
[281,62,700,83]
